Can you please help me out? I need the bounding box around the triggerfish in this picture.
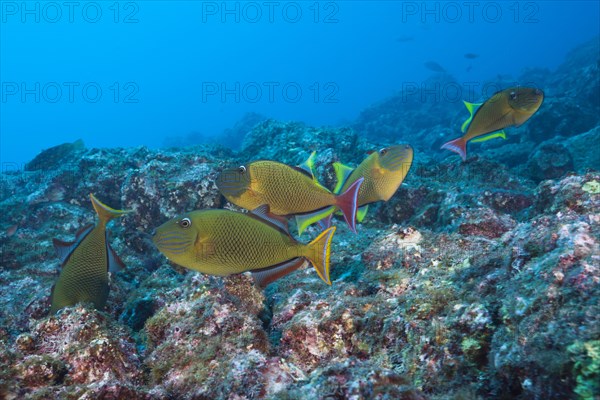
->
[316,144,414,227]
[441,87,544,161]
[216,160,363,235]
[50,194,131,314]
[152,207,336,287]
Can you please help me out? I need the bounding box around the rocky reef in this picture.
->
[0,38,598,399]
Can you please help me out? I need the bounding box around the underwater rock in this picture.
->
[143,273,270,398]
[534,172,600,215]
[0,38,599,398]
[565,126,600,172]
[457,208,516,239]
[4,306,145,398]
[528,143,575,181]
[24,139,85,172]
[219,112,268,149]
[241,119,369,166]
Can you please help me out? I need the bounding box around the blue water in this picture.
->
[1,1,598,167]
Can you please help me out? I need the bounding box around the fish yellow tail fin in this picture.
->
[90,193,131,224]
[441,137,468,161]
[304,226,336,285]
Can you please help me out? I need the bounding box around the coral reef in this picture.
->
[0,37,598,399]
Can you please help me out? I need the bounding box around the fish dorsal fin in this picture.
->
[291,165,316,180]
[297,151,317,179]
[461,101,483,133]
[470,130,507,143]
[251,257,308,288]
[53,224,94,266]
[333,162,354,194]
[107,243,126,273]
[291,164,330,192]
[250,205,290,235]
[90,193,131,224]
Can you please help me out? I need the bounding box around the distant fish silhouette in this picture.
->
[466,65,473,72]
[464,53,479,59]
[424,61,446,72]
[396,35,414,43]
[6,223,19,237]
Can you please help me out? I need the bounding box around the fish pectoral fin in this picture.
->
[251,258,308,288]
[470,130,507,143]
[250,205,290,234]
[107,244,126,272]
[333,162,354,194]
[295,207,336,236]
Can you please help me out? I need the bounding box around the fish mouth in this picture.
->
[152,231,193,255]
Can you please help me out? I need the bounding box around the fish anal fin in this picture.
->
[251,257,308,288]
[471,130,506,143]
[295,206,336,236]
[250,205,290,235]
[107,244,126,273]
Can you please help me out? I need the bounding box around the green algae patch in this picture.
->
[581,180,600,194]
[568,340,600,399]
[567,340,600,400]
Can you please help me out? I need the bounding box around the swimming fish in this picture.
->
[50,194,130,314]
[302,145,414,228]
[441,87,544,161]
[464,53,479,59]
[424,61,446,72]
[216,160,363,234]
[152,207,336,287]
[396,35,415,43]
[6,223,19,237]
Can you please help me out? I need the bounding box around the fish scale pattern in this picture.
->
[340,146,413,205]
[192,210,304,275]
[251,161,335,215]
[51,227,109,313]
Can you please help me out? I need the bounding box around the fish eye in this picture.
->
[379,148,388,156]
[510,91,517,100]
[179,218,192,228]
[238,165,246,174]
